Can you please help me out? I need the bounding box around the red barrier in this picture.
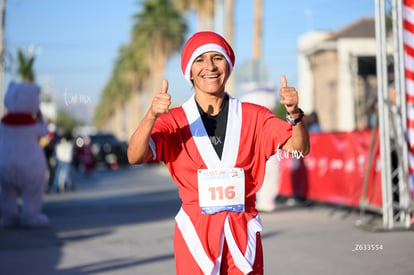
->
[278,130,382,208]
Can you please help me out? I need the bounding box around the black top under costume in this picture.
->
[195,94,229,159]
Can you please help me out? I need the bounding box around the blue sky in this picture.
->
[3,0,375,122]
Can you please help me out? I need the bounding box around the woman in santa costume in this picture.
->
[128,31,310,274]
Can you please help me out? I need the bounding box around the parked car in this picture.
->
[74,133,129,170]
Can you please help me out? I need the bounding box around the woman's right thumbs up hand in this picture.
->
[149,79,171,119]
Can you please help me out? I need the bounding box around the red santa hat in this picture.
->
[181,31,235,86]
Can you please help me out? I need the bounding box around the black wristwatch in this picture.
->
[286,108,304,126]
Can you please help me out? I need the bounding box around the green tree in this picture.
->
[17,49,35,83]
[272,103,287,120]
[133,0,187,96]
[175,0,215,30]
[94,0,187,128]
[94,44,147,127]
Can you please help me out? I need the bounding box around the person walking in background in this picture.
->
[127,31,310,274]
[78,135,95,176]
[53,131,74,193]
[42,130,59,193]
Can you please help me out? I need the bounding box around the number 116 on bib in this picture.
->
[198,168,245,214]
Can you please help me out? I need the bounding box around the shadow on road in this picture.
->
[0,164,180,274]
[55,254,175,275]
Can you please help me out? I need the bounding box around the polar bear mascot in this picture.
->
[0,82,49,228]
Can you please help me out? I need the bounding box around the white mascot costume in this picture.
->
[240,84,280,212]
[0,82,49,228]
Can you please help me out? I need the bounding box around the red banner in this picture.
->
[278,130,382,208]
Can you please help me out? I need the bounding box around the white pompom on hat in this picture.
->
[181,31,235,86]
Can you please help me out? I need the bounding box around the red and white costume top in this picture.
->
[149,94,292,274]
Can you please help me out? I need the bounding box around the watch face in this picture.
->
[286,114,296,125]
[286,110,304,125]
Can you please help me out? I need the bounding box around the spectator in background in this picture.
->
[42,130,59,193]
[78,135,95,176]
[53,131,74,192]
[288,110,320,206]
[305,111,321,132]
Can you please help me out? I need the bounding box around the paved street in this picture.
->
[1,164,414,275]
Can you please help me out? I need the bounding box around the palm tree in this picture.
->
[133,0,187,97]
[252,0,262,61]
[118,43,149,95]
[175,0,215,30]
[94,0,186,118]
[95,0,187,138]
[93,43,148,129]
[17,49,35,83]
[176,0,237,94]
[224,0,234,44]
[224,0,235,95]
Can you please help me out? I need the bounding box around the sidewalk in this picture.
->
[1,165,414,274]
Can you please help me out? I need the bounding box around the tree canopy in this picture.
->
[94,0,187,127]
[17,49,35,83]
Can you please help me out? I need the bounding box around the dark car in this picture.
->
[74,133,129,170]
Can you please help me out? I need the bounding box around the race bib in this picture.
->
[198,168,245,214]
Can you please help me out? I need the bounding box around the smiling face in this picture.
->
[190,51,230,96]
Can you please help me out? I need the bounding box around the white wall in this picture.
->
[298,31,331,114]
[336,38,377,131]
[298,33,377,131]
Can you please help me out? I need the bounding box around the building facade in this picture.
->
[298,17,378,132]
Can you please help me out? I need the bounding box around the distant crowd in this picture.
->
[41,130,129,193]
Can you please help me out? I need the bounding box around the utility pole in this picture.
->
[224,0,234,95]
[0,0,5,116]
[252,0,262,61]
[252,0,264,84]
